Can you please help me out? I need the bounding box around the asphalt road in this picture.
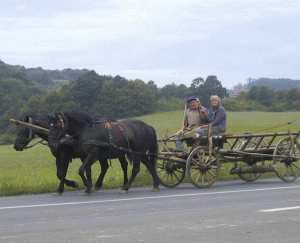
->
[1,178,300,243]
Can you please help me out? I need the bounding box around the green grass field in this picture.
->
[1,111,300,196]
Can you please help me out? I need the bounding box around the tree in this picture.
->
[256,86,275,107]
[248,86,258,100]
[190,77,204,90]
[92,79,155,118]
[69,70,109,111]
[158,83,179,100]
[233,83,244,90]
[147,80,159,98]
[27,68,54,87]
[190,76,228,107]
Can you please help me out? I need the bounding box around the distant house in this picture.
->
[233,89,249,96]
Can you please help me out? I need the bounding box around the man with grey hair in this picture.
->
[196,95,227,137]
[171,95,207,151]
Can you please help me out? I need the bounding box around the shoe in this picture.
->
[173,148,183,152]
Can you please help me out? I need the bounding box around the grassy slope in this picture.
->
[1,111,300,196]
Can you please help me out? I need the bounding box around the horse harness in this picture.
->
[59,121,133,159]
[16,116,47,149]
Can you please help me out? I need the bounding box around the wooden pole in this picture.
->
[10,119,50,134]
[182,102,187,128]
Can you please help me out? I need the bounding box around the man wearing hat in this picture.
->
[170,95,207,151]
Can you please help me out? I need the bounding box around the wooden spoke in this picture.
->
[186,146,220,188]
[156,156,185,188]
[273,137,300,182]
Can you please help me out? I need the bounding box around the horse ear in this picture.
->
[58,113,69,130]
[62,113,69,130]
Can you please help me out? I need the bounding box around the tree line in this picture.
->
[223,85,300,112]
[0,60,228,144]
[2,59,300,145]
[234,77,300,91]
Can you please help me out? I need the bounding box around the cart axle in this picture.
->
[230,165,276,174]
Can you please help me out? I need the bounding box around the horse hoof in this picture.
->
[52,192,62,196]
[119,190,128,195]
[151,187,160,192]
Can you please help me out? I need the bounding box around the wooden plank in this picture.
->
[10,119,49,134]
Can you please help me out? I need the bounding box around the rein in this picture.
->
[51,119,156,157]
[16,116,48,150]
[25,139,48,149]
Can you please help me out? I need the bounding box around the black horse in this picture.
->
[13,114,80,191]
[13,112,129,195]
[48,112,160,194]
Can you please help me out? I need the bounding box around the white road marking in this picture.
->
[1,185,300,210]
[260,206,300,212]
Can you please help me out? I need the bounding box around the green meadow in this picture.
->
[1,111,300,196]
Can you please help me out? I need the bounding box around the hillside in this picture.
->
[0,59,89,88]
[235,78,300,91]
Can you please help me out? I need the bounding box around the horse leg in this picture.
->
[53,157,65,196]
[93,159,109,191]
[120,156,141,194]
[54,152,79,195]
[86,165,92,189]
[78,154,97,195]
[141,154,160,192]
[119,156,128,187]
[53,153,73,195]
[63,157,79,189]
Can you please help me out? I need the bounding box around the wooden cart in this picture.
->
[156,126,300,188]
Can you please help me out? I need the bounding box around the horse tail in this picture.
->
[148,126,158,164]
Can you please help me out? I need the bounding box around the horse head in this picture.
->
[13,115,35,151]
[48,113,68,152]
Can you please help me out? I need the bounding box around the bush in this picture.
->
[0,134,15,145]
[155,98,185,112]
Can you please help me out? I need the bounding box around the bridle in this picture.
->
[48,118,68,149]
[15,117,34,146]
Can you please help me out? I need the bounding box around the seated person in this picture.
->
[196,95,226,137]
[170,96,207,151]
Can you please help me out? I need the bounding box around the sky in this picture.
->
[1,0,299,89]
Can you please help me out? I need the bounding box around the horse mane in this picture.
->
[63,111,94,128]
[20,114,50,128]
[94,116,117,123]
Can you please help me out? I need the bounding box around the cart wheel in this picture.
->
[186,146,220,188]
[273,137,300,182]
[156,156,186,188]
[237,160,264,182]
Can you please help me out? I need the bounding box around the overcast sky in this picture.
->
[1,0,299,89]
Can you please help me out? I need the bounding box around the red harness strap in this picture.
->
[118,124,125,132]
[104,122,111,130]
